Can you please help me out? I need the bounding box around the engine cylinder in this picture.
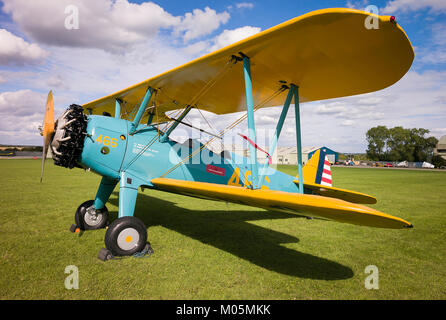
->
[51,104,87,169]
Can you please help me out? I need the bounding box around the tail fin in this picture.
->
[294,150,377,204]
[297,149,332,187]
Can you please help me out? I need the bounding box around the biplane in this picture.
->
[40,8,414,260]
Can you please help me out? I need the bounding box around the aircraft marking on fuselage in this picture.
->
[96,134,118,148]
[227,168,270,189]
[132,142,159,157]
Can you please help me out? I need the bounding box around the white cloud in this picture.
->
[236,3,255,10]
[174,7,230,42]
[382,0,446,14]
[183,41,209,55]
[314,101,385,121]
[1,0,230,52]
[314,102,347,116]
[209,26,261,52]
[1,0,178,53]
[0,1,236,146]
[257,115,276,125]
[29,41,191,108]
[182,26,261,55]
[0,89,45,117]
[420,49,446,65]
[46,74,68,90]
[0,90,47,144]
[431,23,446,46]
[0,39,192,146]
[109,0,181,33]
[0,1,233,145]
[418,23,446,64]
[346,0,369,10]
[431,128,446,136]
[319,70,446,143]
[0,29,48,66]
[341,120,355,126]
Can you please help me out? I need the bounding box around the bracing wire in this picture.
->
[160,86,287,178]
[123,57,237,172]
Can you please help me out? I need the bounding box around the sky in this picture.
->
[0,0,445,153]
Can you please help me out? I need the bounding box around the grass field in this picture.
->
[0,159,445,299]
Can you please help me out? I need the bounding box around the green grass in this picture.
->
[1,160,445,299]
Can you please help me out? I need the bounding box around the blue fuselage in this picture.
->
[78,115,300,194]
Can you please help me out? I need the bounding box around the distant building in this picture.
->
[275,146,298,165]
[225,145,339,165]
[274,146,315,165]
[232,146,249,158]
[434,135,446,160]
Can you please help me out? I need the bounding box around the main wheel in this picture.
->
[104,216,147,257]
[75,200,109,230]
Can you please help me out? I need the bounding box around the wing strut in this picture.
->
[240,53,304,192]
[160,105,193,142]
[242,54,259,189]
[258,86,294,187]
[255,84,304,193]
[165,113,221,139]
[129,87,154,135]
[292,84,304,194]
[115,98,122,119]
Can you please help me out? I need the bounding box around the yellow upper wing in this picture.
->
[82,8,414,122]
[151,178,412,229]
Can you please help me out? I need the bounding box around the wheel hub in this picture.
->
[117,228,140,251]
[84,206,103,227]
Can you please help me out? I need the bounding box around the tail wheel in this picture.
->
[75,200,109,230]
[105,217,147,256]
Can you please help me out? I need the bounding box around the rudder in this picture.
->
[297,149,332,186]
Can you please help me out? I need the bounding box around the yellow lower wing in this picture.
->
[151,178,412,229]
[293,180,377,204]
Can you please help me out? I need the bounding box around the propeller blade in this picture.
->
[40,91,55,183]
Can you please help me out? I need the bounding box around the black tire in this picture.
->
[104,217,147,256]
[75,200,109,230]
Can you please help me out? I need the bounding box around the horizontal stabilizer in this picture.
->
[293,180,377,204]
[151,178,412,229]
[296,149,376,204]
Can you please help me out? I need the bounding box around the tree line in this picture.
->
[366,126,438,162]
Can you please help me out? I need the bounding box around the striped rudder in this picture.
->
[297,148,333,186]
[319,155,332,187]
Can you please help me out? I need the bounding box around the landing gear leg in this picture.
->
[97,172,152,260]
[93,177,118,213]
